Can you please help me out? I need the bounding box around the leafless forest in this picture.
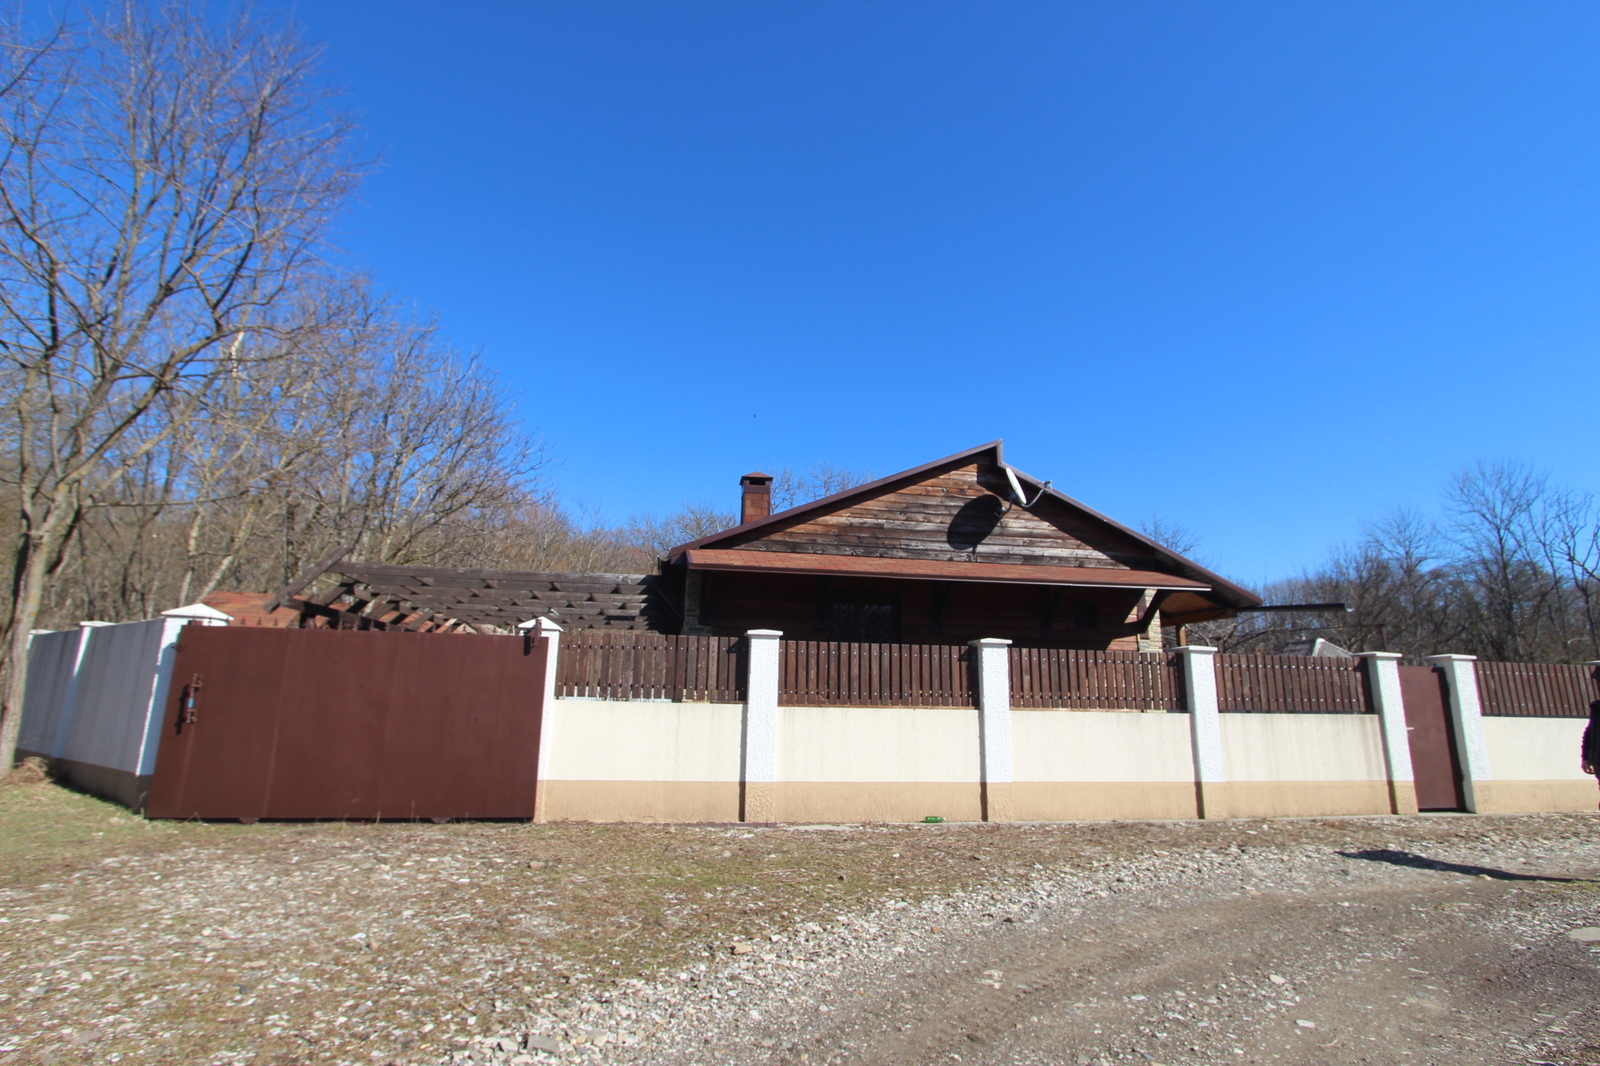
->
[1179,463,1600,663]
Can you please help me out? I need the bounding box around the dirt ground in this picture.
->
[1,772,1599,1066]
[640,824,1600,1066]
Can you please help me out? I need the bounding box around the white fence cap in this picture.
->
[160,603,233,624]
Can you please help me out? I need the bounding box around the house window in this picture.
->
[828,592,901,643]
[1073,600,1099,628]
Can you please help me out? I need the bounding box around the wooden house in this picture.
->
[663,441,1260,650]
[274,441,1258,646]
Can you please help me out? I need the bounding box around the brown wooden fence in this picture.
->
[1476,661,1600,717]
[778,640,974,707]
[1214,653,1370,714]
[556,631,743,702]
[550,632,1600,717]
[1008,648,1183,711]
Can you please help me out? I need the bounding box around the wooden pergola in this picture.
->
[269,552,679,634]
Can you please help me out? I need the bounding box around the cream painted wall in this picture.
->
[1011,710,1195,783]
[1221,714,1386,782]
[777,705,981,783]
[538,700,1595,823]
[1475,717,1598,814]
[1481,717,1588,782]
[542,699,742,783]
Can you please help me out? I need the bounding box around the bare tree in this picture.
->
[0,2,361,770]
[1206,467,1600,663]
[1442,462,1561,661]
[624,503,737,560]
[149,294,340,605]
[473,499,654,575]
[1229,512,1465,658]
[1547,488,1600,661]
[1137,517,1204,562]
[273,308,539,570]
[770,462,873,512]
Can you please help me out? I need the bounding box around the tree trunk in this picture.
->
[0,537,52,774]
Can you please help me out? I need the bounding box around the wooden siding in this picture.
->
[700,569,1148,650]
[716,461,1160,570]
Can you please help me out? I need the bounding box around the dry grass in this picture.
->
[1,775,1590,1066]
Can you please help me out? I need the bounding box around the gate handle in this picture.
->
[180,674,203,726]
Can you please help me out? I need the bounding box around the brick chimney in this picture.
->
[740,472,773,525]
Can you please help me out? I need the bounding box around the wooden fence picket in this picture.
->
[1476,662,1599,717]
[1212,653,1368,714]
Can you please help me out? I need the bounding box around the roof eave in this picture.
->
[682,548,1212,590]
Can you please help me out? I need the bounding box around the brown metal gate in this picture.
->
[1398,664,1465,811]
[145,627,547,821]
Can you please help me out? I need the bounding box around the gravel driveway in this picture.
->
[487,817,1600,1066]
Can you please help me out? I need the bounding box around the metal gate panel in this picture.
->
[377,634,471,819]
[473,638,542,817]
[146,627,292,819]
[1398,664,1465,811]
[146,627,544,820]
[370,630,541,820]
[262,629,396,819]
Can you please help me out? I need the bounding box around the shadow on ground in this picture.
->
[1338,848,1589,883]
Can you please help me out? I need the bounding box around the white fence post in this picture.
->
[1173,645,1227,819]
[742,630,782,823]
[970,638,1014,822]
[519,617,562,824]
[1425,654,1493,813]
[1356,651,1417,815]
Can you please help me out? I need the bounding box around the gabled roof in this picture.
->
[667,440,1261,618]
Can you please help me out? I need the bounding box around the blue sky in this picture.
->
[283,1,1600,586]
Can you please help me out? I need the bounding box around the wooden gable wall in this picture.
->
[712,458,1158,570]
